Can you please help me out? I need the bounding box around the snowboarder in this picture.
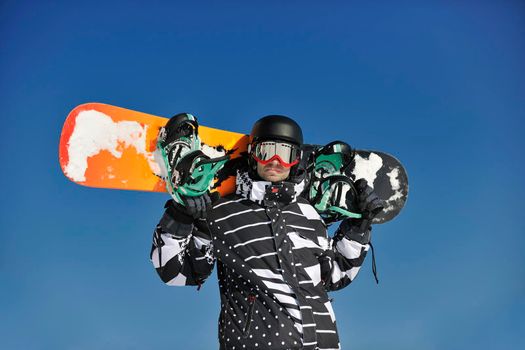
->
[150,114,383,349]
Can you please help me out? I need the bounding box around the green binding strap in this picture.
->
[315,152,343,173]
[176,154,229,197]
[311,176,362,220]
[158,139,229,205]
[327,206,362,219]
[309,142,362,222]
[157,139,178,197]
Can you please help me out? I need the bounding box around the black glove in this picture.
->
[179,192,214,219]
[165,192,216,223]
[338,179,384,241]
[354,179,384,216]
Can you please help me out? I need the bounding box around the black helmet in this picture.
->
[248,115,305,183]
[250,115,303,145]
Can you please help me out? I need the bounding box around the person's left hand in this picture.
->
[340,179,384,236]
[353,179,384,219]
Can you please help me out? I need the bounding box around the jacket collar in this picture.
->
[235,171,305,205]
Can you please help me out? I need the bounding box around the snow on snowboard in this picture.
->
[59,103,408,224]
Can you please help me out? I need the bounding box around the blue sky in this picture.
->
[1,1,524,349]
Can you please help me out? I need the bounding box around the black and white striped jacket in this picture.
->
[151,172,370,350]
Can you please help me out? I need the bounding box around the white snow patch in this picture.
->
[201,143,227,158]
[388,168,400,190]
[152,148,169,180]
[383,167,404,213]
[353,152,383,188]
[64,110,160,181]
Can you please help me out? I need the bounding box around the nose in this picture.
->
[268,159,281,166]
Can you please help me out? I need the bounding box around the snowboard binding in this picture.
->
[307,141,363,224]
[155,113,229,205]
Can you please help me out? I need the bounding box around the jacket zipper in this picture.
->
[242,293,257,338]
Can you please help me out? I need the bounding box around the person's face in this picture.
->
[257,159,291,182]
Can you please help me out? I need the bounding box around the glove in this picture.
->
[166,192,216,222]
[354,178,384,218]
[179,192,214,219]
[339,179,385,240]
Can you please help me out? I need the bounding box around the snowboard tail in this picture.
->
[59,103,248,196]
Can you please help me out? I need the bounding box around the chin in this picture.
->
[267,175,287,182]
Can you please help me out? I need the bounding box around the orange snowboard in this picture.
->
[58,103,249,196]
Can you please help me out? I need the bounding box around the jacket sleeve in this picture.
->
[321,219,371,292]
[150,200,215,287]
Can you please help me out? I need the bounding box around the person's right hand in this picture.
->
[178,192,213,219]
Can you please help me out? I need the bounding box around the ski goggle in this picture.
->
[251,141,301,168]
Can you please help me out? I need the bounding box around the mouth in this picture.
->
[264,166,285,174]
